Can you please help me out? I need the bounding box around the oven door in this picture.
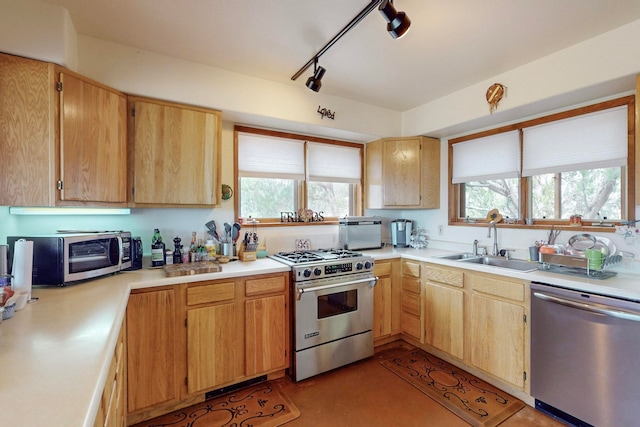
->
[295,273,377,351]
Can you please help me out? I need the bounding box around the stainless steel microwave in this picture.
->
[7,232,131,286]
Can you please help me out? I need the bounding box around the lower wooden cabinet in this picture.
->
[468,273,527,389]
[400,259,423,342]
[245,294,287,376]
[187,302,237,393]
[126,287,180,415]
[373,258,401,344]
[94,316,127,427]
[423,265,464,360]
[402,262,529,395]
[126,272,290,425]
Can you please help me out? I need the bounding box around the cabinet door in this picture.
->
[0,53,56,206]
[365,139,384,209]
[470,294,525,388]
[60,72,127,203]
[373,275,392,339]
[130,98,221,206]
[127,288,178,413]
[424,282,464,359]
[383,138,422,207]
[187,303,236,393]
[245,295,287,376]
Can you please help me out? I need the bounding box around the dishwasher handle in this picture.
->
[533,291,640,322]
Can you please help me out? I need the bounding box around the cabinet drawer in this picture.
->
[424,265,464,288]
[187,281,235,305]
[245,275,286,297]
[401,277,421,294]
[374,261,392,276]
[401,292,421,317]
[470,275,524,302]
[401,312,422,340]
[402,260,421,278]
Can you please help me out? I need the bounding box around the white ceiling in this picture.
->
[44,0,640,112]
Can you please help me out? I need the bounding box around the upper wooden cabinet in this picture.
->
[128,96,222,207]
[0,53,127,206]
[60,72,127,204]
[365,136,440,209]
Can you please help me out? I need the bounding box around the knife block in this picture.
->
[237,243,257,261]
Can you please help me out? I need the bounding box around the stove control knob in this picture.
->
[303,268,312,278]
[313,267,322,276]
[364,261,372,270]
[356,262,364,270]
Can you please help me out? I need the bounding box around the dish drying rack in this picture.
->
[539,253,622,280]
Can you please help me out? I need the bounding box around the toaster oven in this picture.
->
[7,232,130,286]
[338,216,382,250]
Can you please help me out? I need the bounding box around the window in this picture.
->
[235,126,363,223]
[452,131,521,220]
[449,96,634,226]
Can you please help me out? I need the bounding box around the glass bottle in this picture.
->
[189,231,197,263]
[151,228,165,267]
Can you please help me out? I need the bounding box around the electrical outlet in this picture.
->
[296,238,311,250]
[438,225,444,236]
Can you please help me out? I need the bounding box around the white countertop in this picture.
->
[0,258,289,427]
[1,251,638,427]
[365,246,640,301]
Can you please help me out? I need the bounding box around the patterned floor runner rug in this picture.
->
[381,348,525,427]
[132,381,300,427]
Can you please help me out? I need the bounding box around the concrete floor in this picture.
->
[275,341,566,427]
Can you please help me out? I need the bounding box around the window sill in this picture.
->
[449,221,619,233]
[242,220,339,228]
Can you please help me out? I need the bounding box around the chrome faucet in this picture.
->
[487,221,498,256]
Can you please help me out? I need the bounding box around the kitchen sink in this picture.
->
[459,255,538,272]
[435,253,479,260]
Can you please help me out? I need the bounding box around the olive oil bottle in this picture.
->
[151,228,165,267]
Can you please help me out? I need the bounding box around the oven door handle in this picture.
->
[297,276,378,300]
[533,292,640,322]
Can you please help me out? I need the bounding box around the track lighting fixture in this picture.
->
[378,0,411,39]
[291,0,411,92]
[305,59,326,92]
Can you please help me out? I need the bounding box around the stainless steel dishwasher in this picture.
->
[531,282,640,427]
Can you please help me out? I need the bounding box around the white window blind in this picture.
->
[307,142,361,184]
[452,131,520,183]
[237,133,305,179]
[522,106,628,176]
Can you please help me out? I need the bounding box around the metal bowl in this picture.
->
[568,234,597,252]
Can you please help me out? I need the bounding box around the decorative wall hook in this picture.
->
[486,83,507,114]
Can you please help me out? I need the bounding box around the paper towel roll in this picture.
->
[12,239,33,299]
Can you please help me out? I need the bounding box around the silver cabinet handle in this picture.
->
[297,276,378,300]
[533,292,640,322]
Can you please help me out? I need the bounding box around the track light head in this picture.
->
[306,63,326,92]
[378,0,411,39]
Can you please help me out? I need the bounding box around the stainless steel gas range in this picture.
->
[270,249,378,381]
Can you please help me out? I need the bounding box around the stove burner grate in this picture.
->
[273,251,324,263]
[271,249,364,264]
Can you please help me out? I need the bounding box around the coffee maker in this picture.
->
[391,219,413,248]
